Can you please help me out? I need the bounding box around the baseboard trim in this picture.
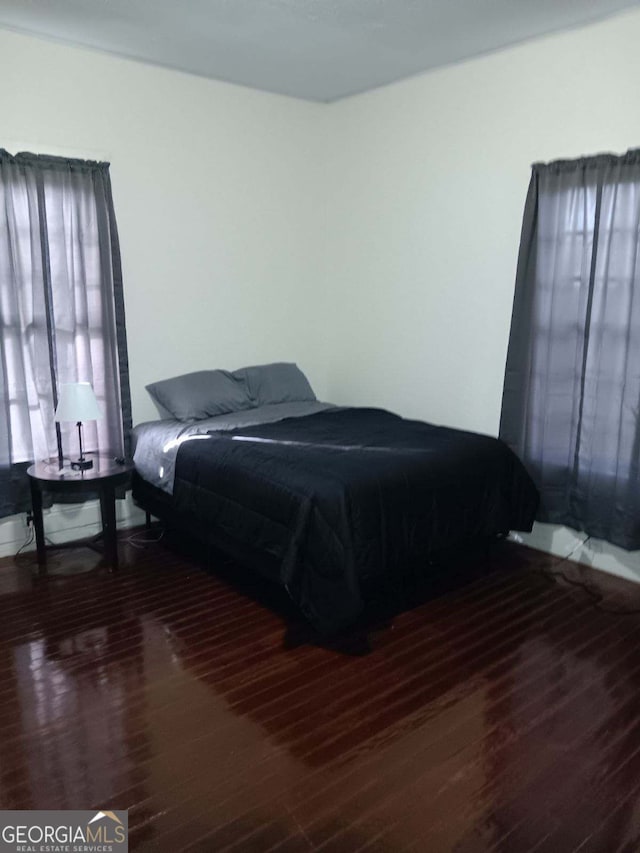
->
[510,522,640,586]
[0,496,145,559]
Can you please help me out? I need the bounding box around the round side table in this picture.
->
[27,456,134,574]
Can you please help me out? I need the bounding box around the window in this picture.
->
[500,150,640,550]
[0,149,131,518]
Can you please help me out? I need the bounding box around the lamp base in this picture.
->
[71,458,93,471]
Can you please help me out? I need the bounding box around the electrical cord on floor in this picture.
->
[124,526,165,549]
[15,526,34,557]
[13,525,36,569]
[539,535,640,615]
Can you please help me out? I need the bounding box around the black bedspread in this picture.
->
[173,407,538,633]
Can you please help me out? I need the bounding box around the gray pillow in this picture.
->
[146,370,253,421]
[233,362,316,406]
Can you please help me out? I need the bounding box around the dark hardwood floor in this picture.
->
[2,531,640,852]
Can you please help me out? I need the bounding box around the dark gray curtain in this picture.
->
[0,150,131,519]
[500,149,640,550]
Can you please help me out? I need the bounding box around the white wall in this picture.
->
[0,28,329,420]
[3,9,640,579]
[0,28,328,555]
[321,7,640,580]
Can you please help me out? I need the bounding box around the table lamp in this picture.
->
[54,382,102,470]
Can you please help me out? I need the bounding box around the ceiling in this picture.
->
[0,0,638,102]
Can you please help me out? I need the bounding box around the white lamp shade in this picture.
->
[55,382,102,423]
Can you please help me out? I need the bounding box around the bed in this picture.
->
[132,363,539,633]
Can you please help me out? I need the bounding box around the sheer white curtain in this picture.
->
[0,150,131,518]
[500,150,640,549]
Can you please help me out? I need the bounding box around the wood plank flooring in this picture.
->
[1,532,640,852]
